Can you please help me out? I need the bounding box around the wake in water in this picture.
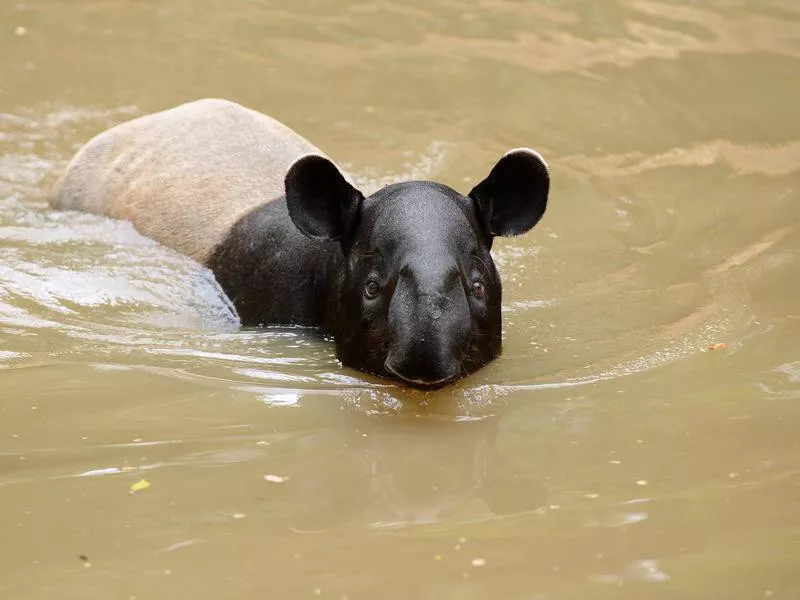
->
[1,105,240,333]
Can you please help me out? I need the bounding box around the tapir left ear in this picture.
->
[468,148,549,238]
[285,155,364,242]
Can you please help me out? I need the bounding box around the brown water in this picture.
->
[2,1,799,598]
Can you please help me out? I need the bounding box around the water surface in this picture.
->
[1,1,799,598]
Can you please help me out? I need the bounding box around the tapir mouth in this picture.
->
[383,359,460,390]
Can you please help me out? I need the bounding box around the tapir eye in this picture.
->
[471,281,486,300]
[364,280,380,299]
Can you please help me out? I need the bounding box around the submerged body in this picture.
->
[51,99,550,387]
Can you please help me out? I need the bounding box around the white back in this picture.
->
[52,98,324,263]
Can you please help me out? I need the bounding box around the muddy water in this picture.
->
[1,0,799,598]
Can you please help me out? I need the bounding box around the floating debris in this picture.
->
[129,478,151,494]
[264,474,289,483]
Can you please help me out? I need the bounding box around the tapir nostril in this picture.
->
[384,357,459,389]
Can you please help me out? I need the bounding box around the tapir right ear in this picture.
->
[468,148,549,239]
[285,155,364,242]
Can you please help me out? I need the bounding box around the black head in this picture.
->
[285,149,549,388]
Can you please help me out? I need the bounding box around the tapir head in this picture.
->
[285,149,549,389]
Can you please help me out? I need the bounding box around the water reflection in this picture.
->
[273,400,547,532]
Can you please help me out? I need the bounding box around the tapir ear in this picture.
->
[285,155,364,242]
[468,148,549,238]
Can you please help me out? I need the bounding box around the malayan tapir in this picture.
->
[51,99,549,389]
